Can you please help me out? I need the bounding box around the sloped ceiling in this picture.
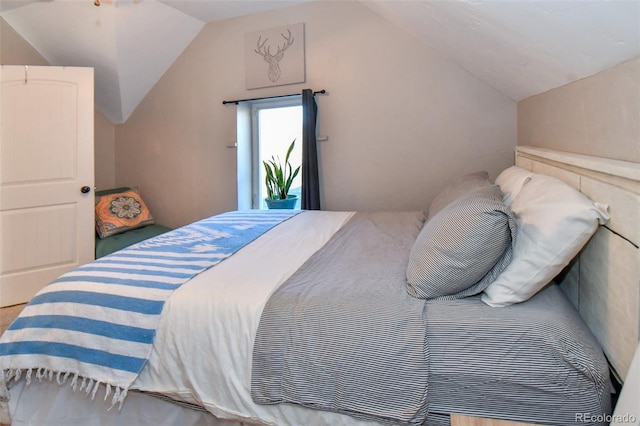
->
[363,0,640,101]
[1,0,639,124]
[0,0,313,123]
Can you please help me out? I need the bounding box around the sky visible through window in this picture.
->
[258,105,302,209]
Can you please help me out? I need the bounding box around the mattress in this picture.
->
[425,284,610,423]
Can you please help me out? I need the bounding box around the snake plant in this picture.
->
[263,139,301,200]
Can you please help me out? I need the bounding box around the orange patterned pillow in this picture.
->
[95,189,155,239]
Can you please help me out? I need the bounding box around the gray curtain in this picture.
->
[301,89,320,210]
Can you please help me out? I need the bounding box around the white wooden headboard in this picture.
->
[515,146,640,382]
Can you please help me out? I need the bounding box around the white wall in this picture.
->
[116,1,516,228]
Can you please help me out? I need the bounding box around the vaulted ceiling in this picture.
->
[2,0,639,124]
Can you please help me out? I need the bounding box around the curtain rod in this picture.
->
[222,89,326,105]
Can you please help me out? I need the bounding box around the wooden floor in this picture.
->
[0,303,26,335]
[451,414,538,426]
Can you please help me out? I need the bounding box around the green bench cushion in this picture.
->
[95,224,173,258]
[95,187,133,197]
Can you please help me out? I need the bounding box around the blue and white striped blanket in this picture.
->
[0,209,300,409]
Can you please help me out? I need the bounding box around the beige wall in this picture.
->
[1,17,117,191]
[518,57,640,163]
[94,111,116,190]
[116,1,516,228]
[0,17,48,66]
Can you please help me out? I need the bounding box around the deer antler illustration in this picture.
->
[254,29,295,82]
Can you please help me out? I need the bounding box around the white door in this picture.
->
[0,65,94,307]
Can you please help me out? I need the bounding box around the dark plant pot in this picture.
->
[265,195,298,209]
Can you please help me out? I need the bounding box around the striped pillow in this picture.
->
[427,171,491,219]
[407,185,517,299]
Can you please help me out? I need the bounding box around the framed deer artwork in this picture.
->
[245,23,305,89]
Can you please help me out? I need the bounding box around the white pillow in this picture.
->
[481,173,609,307]
[495,166,534,206]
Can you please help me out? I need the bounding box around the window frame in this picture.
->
[249,96,302,209]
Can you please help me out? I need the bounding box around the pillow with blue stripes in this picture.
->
[407,185,518,300]
[427,171,491,219]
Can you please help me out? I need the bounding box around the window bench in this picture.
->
[95,223,172,258]
[94,187,172,259]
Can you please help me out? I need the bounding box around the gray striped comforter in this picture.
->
[252,211,429,425]
[251,211,612,426]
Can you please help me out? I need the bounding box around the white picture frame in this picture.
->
[245,23,305,90]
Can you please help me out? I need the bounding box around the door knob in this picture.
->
[81,186,91,194]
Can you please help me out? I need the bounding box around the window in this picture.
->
[237,97,302,210]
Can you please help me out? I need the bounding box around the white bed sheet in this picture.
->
[10,211,382,426]
[9,380,233,426]
[136,210,365,425]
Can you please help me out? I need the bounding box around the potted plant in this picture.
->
[263,139,301,209]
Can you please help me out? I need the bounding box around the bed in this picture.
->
[0,146,638,426]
